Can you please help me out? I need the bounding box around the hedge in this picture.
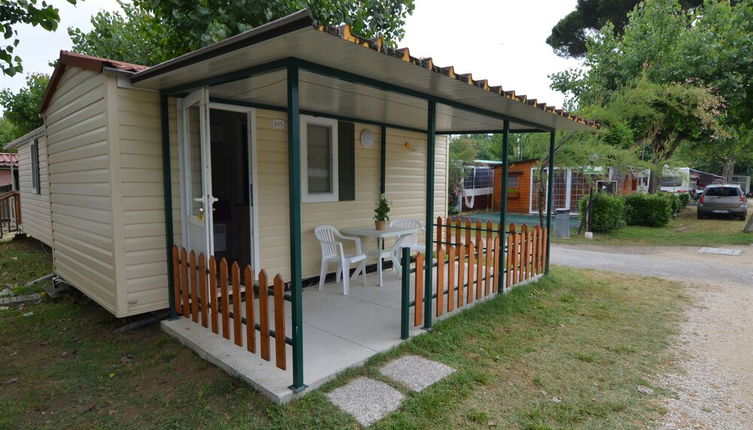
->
[665,193,683,217]
[578,193,625,232]
[623,194,674,227]
[678,192,691,208]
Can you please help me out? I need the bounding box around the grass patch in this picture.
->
[0,238,685,429]
[0,237,52,293]
[557,206,752,247]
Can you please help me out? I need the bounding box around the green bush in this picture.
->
[678,192,691,209]
[665,193,684,217]
[578,192,625,233]
[624,194,673,227]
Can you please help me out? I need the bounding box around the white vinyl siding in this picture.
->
[116,86,180,316]
[17,135,52,246]
[256,109,449,280]
[46,68,117,314]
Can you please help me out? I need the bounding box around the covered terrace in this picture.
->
[131,9,596,402]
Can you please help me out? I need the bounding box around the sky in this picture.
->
[0,0,582,112]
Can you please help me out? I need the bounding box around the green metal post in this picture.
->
[497,120,510,293]
[424,101,436,330]
[400,247,410,340]
[286,64,306,391]
[160,92,177,320]
[545,131,556,275]
[380,125,387,195]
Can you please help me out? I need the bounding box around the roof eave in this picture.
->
[4,126,45,149]
[128,9,596,131]
[131,9,314,84]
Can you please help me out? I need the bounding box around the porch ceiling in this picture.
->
[209,70,505,133]
[131,10,595,132]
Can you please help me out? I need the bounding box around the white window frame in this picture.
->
[301,115,339,203]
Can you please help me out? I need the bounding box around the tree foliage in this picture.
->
[0,0,78,76]
[0,73,49,138]
[0,117,19,149]
[68,1,166,66]
[550,0,752,185]
[547,0,702,58]
[70,0,415,66]
[588,75,726,164]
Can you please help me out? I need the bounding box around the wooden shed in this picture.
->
[493,161,606,214]
[492,159,537,213]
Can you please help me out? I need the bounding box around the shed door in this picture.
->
[180,88,214,257]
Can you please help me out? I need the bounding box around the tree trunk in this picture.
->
[723,154,735,183]
[648,168,661,194]
[744,213,753,233]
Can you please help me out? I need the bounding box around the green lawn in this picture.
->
[556,206,752,247]
[0,237,53,295]
[0,238,685,429]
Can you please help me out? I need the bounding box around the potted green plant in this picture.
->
[374,194,390,230]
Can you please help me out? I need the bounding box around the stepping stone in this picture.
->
[379,355,455,392]
[326,377,403,426]
[698,247,742,256]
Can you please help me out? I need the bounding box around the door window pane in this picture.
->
[307,123,332,194]
[187,104,204,216]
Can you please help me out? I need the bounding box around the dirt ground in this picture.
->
[552,243,753,429]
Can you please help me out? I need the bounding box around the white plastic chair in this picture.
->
[314,225,367,295]
[389,218,426,274]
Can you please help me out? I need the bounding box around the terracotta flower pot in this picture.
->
[375,220,387,230]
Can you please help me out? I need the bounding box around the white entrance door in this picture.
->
[180,88,214,257]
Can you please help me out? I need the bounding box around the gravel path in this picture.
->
[552,243,753,430]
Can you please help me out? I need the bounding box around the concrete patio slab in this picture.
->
[379,354,455,392]
[162,262,504,404]
[162,273,424,404]
[326,377,404,426]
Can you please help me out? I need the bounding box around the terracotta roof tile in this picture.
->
[316,23,597,128]
[0,153,19,167]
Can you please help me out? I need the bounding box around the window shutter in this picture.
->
[338,121,355,201]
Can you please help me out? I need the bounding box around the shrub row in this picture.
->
[578,193,625,232]
[579,192,689,232]
[624,194,674,227]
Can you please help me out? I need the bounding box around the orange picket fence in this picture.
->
[172,246,289,370]
[407,217,547,329]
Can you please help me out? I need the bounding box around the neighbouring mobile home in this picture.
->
[490,161,648,214]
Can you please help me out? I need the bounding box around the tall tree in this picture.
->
[547,0,702,58]
[70,0,415,66]
[1,0,79,75]
[588,76,726,192]
[0,73,49,138]
[550,0,753,182]
[68,1,166,67]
